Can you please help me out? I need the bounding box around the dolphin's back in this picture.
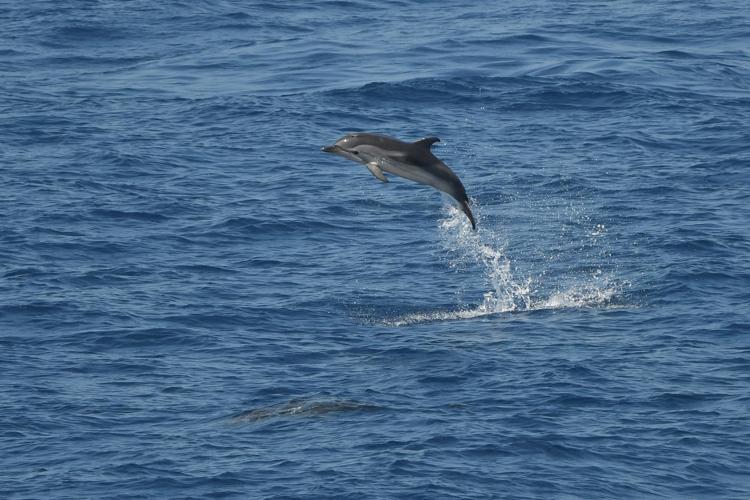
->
[366,136,475,229]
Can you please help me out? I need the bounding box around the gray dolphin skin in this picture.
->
[321,133,476,229]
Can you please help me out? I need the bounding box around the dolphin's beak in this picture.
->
[321,145,339,153]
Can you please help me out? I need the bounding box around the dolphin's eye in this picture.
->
[352,151,359,155]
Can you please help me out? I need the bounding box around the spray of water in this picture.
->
[381,204,623,326]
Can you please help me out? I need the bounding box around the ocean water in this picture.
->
[2,0,749,498]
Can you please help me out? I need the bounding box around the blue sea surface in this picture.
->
[2,1,750,498]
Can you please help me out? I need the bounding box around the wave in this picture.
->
[317,73,703,116]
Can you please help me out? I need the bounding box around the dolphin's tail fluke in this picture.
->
[460,199,477,231]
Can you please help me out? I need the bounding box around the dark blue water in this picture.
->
[2,1,750,498]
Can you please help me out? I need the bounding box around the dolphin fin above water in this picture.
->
[413,136,441,149]
[322,133,477,230]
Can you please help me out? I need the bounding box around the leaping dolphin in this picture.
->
[321,133,476,230]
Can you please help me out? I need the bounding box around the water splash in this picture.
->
[381,204,623,326]
[439,204,533,313]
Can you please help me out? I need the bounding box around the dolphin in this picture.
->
[321,133,476,230]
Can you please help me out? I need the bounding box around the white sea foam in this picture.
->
[381,204,623,326]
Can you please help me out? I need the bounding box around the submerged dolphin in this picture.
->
[321,133,476,230]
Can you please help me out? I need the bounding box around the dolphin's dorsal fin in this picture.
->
[413,137,440,150]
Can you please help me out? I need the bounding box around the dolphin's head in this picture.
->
[321,134,369,164]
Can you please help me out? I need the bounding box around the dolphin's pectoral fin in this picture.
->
[366,162,388,182]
